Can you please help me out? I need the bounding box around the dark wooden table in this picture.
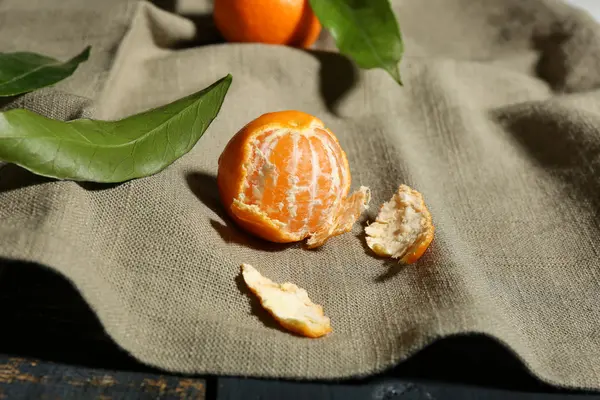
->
[1,259,599,399]
[0,356,206,399]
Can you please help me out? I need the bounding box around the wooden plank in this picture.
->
[216,377,600,400]
[0,356,205,400]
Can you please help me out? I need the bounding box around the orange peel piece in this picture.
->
[240,263,332,338]
[306,185,371,248]
[364,185,434,264]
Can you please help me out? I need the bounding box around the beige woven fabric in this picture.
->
[1,0,600,390]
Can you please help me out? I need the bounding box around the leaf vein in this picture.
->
[0,60,56,89]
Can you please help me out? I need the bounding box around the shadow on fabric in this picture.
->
[149,0,222,48]
[185,171,297,252]
[0,164,126,193]
[0,164,56,193]
[492,103,600,220]
[304,50,358,116]
[0,258,577,393]
[0,259,150,373]
[169,13,225,49]
[0,94,23,109]
[533,32,570,92]
[234,273,290,334]
[149,0,177,13]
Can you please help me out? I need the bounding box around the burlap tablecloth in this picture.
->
[1,0,600,391]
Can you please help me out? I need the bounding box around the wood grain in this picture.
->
[0,356,205,400]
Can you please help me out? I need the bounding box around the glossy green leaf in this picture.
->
[309,0,404,84]
[0,74,232,183]
[0,47,91,97]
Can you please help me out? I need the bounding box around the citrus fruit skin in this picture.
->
[365,185,435,264]
[213,0,322,48]
[241,263,332,338]
[217,110,368,246]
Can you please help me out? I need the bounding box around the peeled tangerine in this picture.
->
[241,263,332,338]
[365,185,435,264]
[218,110,371,248]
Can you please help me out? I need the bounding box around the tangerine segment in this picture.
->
[240,263,332,338]
[213,0,321,48]
[364,185,434,264]
[218,111,369,246]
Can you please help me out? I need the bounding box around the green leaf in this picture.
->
[0,47,91,97]
[309,0,404,84]
[0,74,232,183]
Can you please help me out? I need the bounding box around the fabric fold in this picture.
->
[1,0,600,391]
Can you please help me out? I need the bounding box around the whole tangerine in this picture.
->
[217,110,371,248]
[213,0,322,48]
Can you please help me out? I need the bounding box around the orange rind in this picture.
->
[217,110,370,247]
[213,0,321,48]
[240,263,332,338]
[306,185,371,248]
[365,185,434,264]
